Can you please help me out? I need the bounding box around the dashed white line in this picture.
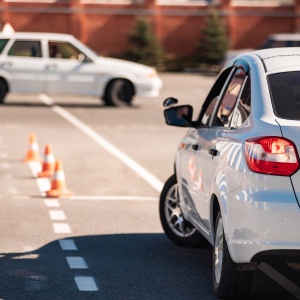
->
[53,223,71,233]
[39,93,163,192]
[66,257,88,269]
[49,210,66,221]
[44,199,60,207]
[74,276,98,292]
[59,239,78,251]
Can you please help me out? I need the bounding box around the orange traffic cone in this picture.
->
[46,159,74,197]
[38,144,55,178]
[23,133,40,162]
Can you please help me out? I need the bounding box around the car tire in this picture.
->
[0,79,7,104]
[213,211,253,299]
[104,79,134,106]
[159,174,207,247]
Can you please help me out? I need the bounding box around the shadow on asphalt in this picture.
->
[0,233,297,300]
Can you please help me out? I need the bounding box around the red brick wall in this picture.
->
[0,0,299,57]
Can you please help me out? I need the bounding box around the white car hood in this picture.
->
[96,57,155,76]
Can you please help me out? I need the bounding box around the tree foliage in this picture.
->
[126,16,164,68]
[197,9,229,66]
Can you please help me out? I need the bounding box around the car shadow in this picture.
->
[0,233,296,300]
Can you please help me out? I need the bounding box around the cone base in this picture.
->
[46,188,74,198]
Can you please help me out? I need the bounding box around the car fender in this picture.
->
[96,72,136,98]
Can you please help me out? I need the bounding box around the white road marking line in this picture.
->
[59,239,78,251]
[1,162,11,169]
[8,187,17,194]
[69,195,158,201]
[74,276,98,291]
[53,223,71,233]
[49,210,66,221]
[39,93,163,192]
[28,161,42,176]
[259,263,300,300]
[0,152,7,158]
[12,195,29,200]
[36,178,51,196]
[66,256,88,269]
[44,199,60,207]
[28,162,51,195]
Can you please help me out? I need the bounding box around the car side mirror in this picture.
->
[164,105,193,127]
[163,97,178,107]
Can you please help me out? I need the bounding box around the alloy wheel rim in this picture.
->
[214,216,224,285]
[164,183,196,238]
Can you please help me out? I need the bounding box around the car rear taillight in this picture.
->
[245,137,299,176]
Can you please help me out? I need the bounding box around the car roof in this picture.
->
[238,47,300,73]
[267,33,300,41]
[0,32,75,40]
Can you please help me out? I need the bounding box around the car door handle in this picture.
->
[192,144,199,151]
[0,62,12,67]
[209,149,218,156]
[46,64,57,70]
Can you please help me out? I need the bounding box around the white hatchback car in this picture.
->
[160,47,300,299]
[0,32,162,106]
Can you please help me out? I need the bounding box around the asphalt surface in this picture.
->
[0,72,298,299]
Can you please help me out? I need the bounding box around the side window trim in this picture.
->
[209,67,247,128]
[197,67,235,126]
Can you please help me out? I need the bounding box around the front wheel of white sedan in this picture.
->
[159,174,207,247]
[213,211,253,299]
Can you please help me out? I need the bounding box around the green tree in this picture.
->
[197,9,229,67]
[126,16,164,69]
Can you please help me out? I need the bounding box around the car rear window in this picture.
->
[0,39,9,54]
[269,71,300,120]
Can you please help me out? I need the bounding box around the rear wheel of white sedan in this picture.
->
[213,211,253,299]
[159,174,207,247]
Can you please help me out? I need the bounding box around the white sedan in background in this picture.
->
[160,47,300,299]
[0,32,162,106]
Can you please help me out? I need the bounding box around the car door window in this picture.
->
[8,40,42,57]
[0,39,9,54]
[48,41,86,60]
[231,76,251,128]
[211,68,247,128]
[199,67,234,126]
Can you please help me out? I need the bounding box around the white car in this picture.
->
[0,32,162,106]
[160,47,300,299]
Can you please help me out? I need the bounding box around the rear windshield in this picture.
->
[269,71,300,120]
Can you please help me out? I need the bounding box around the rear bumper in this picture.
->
[223,176,300,263]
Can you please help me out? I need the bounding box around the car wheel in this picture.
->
[213,211,253,299]
[0,79,7,104]
[159,174,207,247]
[104,79,134,106]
